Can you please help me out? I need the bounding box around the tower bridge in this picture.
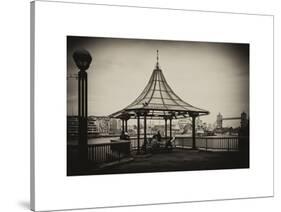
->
[217,112,248,129]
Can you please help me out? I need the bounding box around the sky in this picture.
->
[67,36,249,126]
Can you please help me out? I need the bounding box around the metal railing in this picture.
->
[129,136,241,152]
[67,136,246,166]
[183,136,239,151]
[67,141,131,165]
[87,141,131,163]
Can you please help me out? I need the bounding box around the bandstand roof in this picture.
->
[110,50,209,119]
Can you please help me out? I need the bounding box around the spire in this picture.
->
[156,49,160,69]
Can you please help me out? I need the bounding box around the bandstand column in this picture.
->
[164,117,168,139]
[143,113,147,152]
[169,117,172,139]
[137,113,140,154]
[191,115,197,149]
[121,119,125,132]
[125,119,128,132]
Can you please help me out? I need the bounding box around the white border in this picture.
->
[31,1,274,211]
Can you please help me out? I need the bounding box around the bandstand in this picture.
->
[110,50,209,153]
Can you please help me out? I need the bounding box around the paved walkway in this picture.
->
[88,149,249,175]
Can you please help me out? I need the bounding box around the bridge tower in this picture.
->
[217,113,223,128]
[241,112,248,128]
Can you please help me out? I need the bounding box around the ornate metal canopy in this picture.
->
[110,50,209,119]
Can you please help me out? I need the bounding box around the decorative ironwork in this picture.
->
[110,50,209,119]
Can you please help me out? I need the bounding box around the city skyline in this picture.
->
[67,114,243,131]
[67,36,249,127]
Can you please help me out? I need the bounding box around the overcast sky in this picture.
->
[67,36,249,126]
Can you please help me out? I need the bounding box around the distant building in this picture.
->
[207,123,213,131]
[109,119,117,132]
[95,116,110,135]
[217,113,223,128]
[88,116,99,135]
[67,116,99,137]
[241,112,248,128]
[195,117,203,129]
[67,116,79,136]
[202,122,207,130]
[117,119,122,131]
[109,118,122,134]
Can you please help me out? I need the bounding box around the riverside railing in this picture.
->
[130,136,241,152]
[175,136,240,151]
[67,136,244,166]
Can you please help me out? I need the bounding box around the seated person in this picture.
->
[124,131,130,140]
[156,131,162,142]
[165,136,175,150]
[120,131,130,140]
[119,131,125,140]
[151,135,160,150]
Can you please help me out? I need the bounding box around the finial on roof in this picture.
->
[156,49,160,69]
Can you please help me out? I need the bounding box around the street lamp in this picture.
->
[73,49,92,71]
[73,49,92,170]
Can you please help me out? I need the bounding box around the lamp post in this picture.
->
[73,49,92,170]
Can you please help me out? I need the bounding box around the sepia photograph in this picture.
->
[67,36,250,176]
[28,1,274,210]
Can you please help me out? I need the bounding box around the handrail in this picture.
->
[87,140,130,147]
[87,140,131,163]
